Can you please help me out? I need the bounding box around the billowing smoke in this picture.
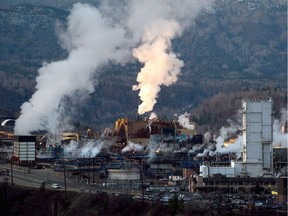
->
[147,141,157,162]
[131,0,214,115]
[273,108,288,148]
[177,112,195,130]
[14,0,215,135]
[149,112,158,120]
[146,140,175,162]
[214,119,241,154]
[213,135,243,159]
[14,3,130,135]
[147,112,158,134]
[64,139,112,158]
[188,119,242,159]
[205,110,288,159]
[122,141,143,153]
[132,20,184,114]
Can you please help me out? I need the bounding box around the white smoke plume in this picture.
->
[146,138,176,162]
[273,119,288,148]
[122,141,144,153]
[146,140,157,162]
[213,135,243,159]
[79,140,105,157]
[204,132,212,143]
[132,20,184,114]
[214,119,241,153]
[147,112,158,134]
[64,139,111,158]
[14,0,215,135]
[188,144,202,155]
[196,144,215,158]
[209,111,288,158]
[131,0,214,115]
[178,112,195,130]
[14,3,129,135]
[149,112,158,120]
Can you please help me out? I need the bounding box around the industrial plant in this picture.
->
[0,98,287,207]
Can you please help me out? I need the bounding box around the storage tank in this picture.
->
[108,168,140,180]
[199,165,209,178]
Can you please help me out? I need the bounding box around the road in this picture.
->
[0,163,84,192]
[0,163,124,194]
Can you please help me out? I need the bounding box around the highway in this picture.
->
[0,163,84,192]
[0,163,133,195]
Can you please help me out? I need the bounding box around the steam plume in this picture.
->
[14,0,215,135]
[131,0,214,115]
[64,139,112,158]
[177,112,195,130]
[132,20,184,114]
[122,141,143,153]
[14,3,129,135]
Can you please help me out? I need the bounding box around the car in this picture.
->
[51,183,61,189]
[3,177,9,181]
[169,188,177,193]
[146,187,152,192]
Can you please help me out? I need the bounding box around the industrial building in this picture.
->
[55,98,285,195]
[114,117,197,148]
[13,135,36,165]
[1,97,286,205]
[199,99,274,178]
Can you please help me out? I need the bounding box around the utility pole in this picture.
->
[88,156,91,184]
[10,158,14,186]
[63,156,67,200]
[92,158,95,185]
[104,167,107,191]
[141,158,144,202]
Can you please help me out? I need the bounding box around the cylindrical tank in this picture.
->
[199,165,209,178]
[108,168,140,180]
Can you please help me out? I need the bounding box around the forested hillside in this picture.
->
[190,89,287,134]
[0,0,286,132]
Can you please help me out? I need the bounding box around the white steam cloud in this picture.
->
[131,0,214,115]
[14,0,214,135]
[273,119,288,148]
[132,20,184,114]
[122,141,144,153]
[14,3,129,135]
[210,111,288,158]
[178,112,195,130]
[64,139,111,158]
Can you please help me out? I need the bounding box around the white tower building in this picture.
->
[241,99,273,177]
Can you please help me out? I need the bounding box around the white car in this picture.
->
[51,183,61,189]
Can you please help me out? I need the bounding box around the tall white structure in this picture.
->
[241,99,273,177]
[13,136,36,163]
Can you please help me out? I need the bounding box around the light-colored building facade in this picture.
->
[199,99,274,178]
[241,99,273,177]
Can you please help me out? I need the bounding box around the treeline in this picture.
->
[0,1,286,131]
[190,89,287,135]
[0,183,211,216]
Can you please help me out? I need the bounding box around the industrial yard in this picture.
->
[0,99,287,214]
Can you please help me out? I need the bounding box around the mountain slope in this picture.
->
[0,0,286,131]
